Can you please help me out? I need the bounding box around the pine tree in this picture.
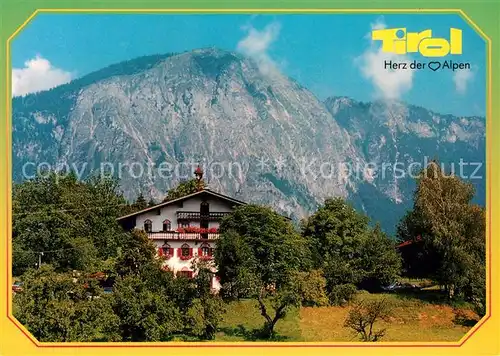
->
[132,193,148,211]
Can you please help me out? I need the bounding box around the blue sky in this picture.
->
[11,13,486,116]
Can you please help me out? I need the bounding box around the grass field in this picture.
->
[215,289,479,342]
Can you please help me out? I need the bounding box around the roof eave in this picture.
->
[116,189,246,221]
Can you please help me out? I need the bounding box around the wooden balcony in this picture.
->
[176,211,231,221]
[147,232,219,241]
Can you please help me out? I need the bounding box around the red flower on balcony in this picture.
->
[176,226,219,234]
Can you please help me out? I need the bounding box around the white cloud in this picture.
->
[453,67,474,94]
[370,16,387,31]
[356,18,414,101]
[237,22,281,76]
[12,55,73,97]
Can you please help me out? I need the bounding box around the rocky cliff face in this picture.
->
[323,96,485,231]
[12,48,486,235]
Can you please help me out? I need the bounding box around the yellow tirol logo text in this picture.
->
[372,28,462,57]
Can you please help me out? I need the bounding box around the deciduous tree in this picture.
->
[14,265,120,342]
[302,198,401,303]
[111,275,183,341]
[162,178,206,202]
[344,298,393,342]
[397,161,486,310]
[12,172,129,274]
[215,205,310,338]
[185,261,225,340]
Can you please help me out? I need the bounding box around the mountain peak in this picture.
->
[325,96,356,105]
[12,48,485,236]
[190,47,241,57]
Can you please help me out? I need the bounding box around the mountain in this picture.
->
[12,48,486,235]
[323,96,485,231]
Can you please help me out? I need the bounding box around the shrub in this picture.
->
[329,283,357,306]
[294,270,329,306]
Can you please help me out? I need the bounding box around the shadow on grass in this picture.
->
[391,288,449,305]
[219,324,289,341]
[384,288,474,311]
[452,309,480,327]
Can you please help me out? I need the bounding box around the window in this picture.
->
[180,221,190,228]
[198,244,213,260]
[162,219,171,232]
[181,243,191,257]
[144,219,152,233]
[160,243,173,258]
[200,243,212,256]
[178,243,193,260]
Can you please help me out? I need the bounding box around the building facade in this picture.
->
[117,184,246,291]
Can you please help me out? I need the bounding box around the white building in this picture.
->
[117,171,246,291]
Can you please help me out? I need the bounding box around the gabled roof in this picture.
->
[117,189,246,221]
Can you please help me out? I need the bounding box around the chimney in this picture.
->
[194,164,204,191]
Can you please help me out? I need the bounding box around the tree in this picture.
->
[12,172,232,341]
[12,239,37,276]
[162,178,206,202]
[302,198,401,303]
[185,261,225,340]
[397,161,486,307]
[215,205,310,338]
[301,198,369,303]
[132,193,148,211]
[294,269,329,307]
[396,210,440,278]
[114,229,158,277]
[111,275,183,341]
[212,229,255,299]
[111,230,218,341]
[12,172,129,274]
[461,205,486,315]
[301,198,369,267]
[358,224,402,291]
[256,276,302,338]
[120,193,149,215]
[13,265,121,342]
[344,298,393,342]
